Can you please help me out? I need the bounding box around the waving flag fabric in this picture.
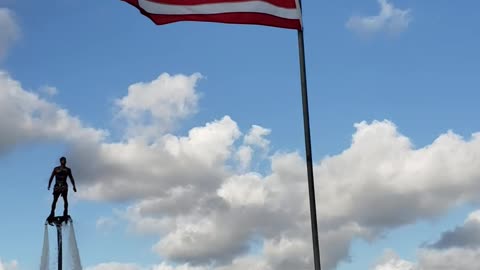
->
[123,0,302,30]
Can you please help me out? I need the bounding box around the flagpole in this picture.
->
[297,26,322,270]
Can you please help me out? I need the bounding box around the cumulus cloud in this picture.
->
[0,71,106,154]
[217,173,267,207]
[96,246,480,270]
[417,248,480,270]
[0,8,19,59]
[86,262,207,270]
[234,145,253,171]
[74,115,240,201]
[234,124,271,171]
[85,262,143,270]
[429,210,480,249]
[93,119,480,269]
[372,250,416,270]
[151,263,207,270]
[0,259,18,270]
[346,0,412,37]
[116,73,201,138]
[243,125,271,150]
[372,248,480,270]
[3,71,480,269]
[74,117,480,269]
[372,210,480,270]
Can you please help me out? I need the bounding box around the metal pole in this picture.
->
[56,224,63,270]
[297,28,322,270]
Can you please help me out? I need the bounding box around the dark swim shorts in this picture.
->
[53,183,68,197]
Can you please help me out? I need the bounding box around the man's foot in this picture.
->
[47,213,54,224]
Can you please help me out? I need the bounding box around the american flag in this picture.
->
[123,0,302,30]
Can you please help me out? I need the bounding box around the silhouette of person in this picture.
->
[48,156,77,218]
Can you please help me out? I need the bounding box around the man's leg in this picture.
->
[62,191,69,216]
[50,193,60,217]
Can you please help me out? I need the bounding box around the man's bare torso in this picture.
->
[54,166,71,186]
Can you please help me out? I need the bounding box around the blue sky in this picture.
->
[1,0,480,269]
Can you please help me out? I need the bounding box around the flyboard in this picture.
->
[46,215,72,226]
[46,215,71,270]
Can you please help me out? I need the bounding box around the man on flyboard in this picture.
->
[48,156,77,220]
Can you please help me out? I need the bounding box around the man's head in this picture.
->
[60,156,67,166]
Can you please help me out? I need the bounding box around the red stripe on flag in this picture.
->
[142,0,297,9]
[140,12,300,29]
[123,0,301,30]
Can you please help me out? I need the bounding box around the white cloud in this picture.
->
[86,262,207,270]
[244,125,271,150]
[116,73,201,139]
[152,214,249,264]
[0,71,106,154]
[214,256,272,270]
[262,237,313,269]
[151,263,207,270]
[0,8,18,59]
[427,209,480,250]
[3,71,480,269]
[372,210,480,270]
[346,0,412,37]
[112,119,480,269]
[373,250,416,270]
[416,248,480,270]
[466,210,480,223]
[234,145,253,171]
[233,124,271,171]
[373,248,480,270]
[0,259,18,270]
[75,115,240,201]
[217,173,267,207]
[85,262,142,270]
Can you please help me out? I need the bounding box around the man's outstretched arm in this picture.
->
[69,169,77,192]
[48,169,55,190]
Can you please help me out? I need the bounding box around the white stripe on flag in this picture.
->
[138,0,300,20]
